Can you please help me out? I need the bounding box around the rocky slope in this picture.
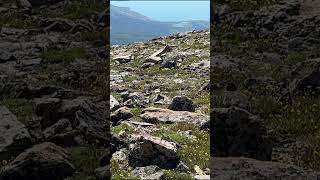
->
[212,0,320,178]
[0,0,110,179]
[110,30,210,179]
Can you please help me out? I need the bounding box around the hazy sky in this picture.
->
[111,1,210,21]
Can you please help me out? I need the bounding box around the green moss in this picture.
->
[122,75,138,82]
[40,47,87,64]
[0,98,33,125]
[68,146,105,176]
[268,96,320,136]
[131,107,143,121]
[111,123,134,135]
[152,129,187,143]
[162,170,193,180]
[182,56,202,66]
[160,123,210,171]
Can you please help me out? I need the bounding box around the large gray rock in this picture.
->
[74,99,109,144]
[140,107,208,127]
[0,106,33,160]
[34,97,61,129]
[211,157,320,180]
[0,142,75,180]
[111,107,133,125]
[168,96,195,112]
[129,135,179,169]
[211,106,272,161]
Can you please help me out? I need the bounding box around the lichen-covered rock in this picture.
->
[141,107,208,127]
[0,142,75,180]
[129,135,179,169]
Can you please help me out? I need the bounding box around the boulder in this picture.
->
[113,54,133,64]
[168,95,195,112]
[0,106,33,160]
[211,106,272,161]
[111,107,133,125]
[0,142,75,180]
[129,135,179,169]
[43,119,72,140]
[140,107,208,127]
[34,97,61,129]
[74,100,109,144]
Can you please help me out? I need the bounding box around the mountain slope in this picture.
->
[110,5,209,44]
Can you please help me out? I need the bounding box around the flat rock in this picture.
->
[140,107,208,127]
[113,54,133,64]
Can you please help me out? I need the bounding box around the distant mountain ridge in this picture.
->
[111,5,209,44]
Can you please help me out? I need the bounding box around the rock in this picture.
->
[111,107,133,125]
[110,95,120,112]
[176,161,190,172]
[194,175,210,180]
[161,58,177,68]
[146,56,162,64]
[141,62,155,68]
[44,19,73,32]
[211,157,320,179]
[16,0,32,8]
[131,165,164,180]
[150,45,172,57]
[112,148,129,169]
[0,52,17,63]
[34,97,61,129]
[26,116,44,143]
[43,119,72,140]
[57,96,89,120]
[0,81,30,100]
[113,54,134,64]
[129,135,179,169]
[0,106,33,160]
[168,95,195,112]
[74,100,109,144]
[58,59,97,88]
[95,165,111,180]
[288,58,320,96]
[141,107,208,127]
[211,106,272,161]
[0,142,75,180]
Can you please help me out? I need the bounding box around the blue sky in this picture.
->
[111,1,210,21]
